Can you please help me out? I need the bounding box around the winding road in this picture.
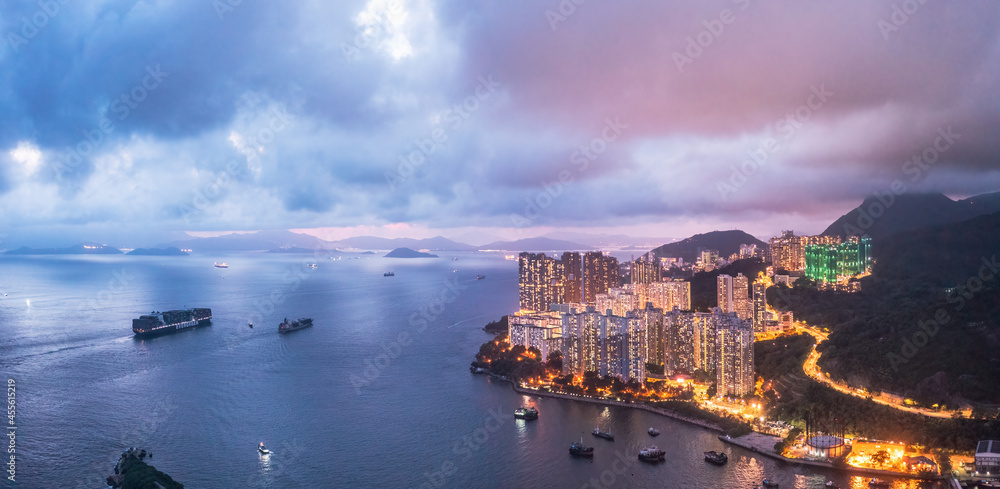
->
[794,323,970,419]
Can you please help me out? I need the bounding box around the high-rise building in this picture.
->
[699,249,720,272]
[714,310,754,397]
[637,303,665,367]
[770,231,842,272]
[508,311,563,361]
[631,259,662,285]
[752,279,768,333]
[518,252,565,312]
[804,236,872,284]
[717,274,734,313]
[557,306,645,383]
[583,252,619,304]
[562,252,583,303]
[733,273,752,321]
[647,280,691,312]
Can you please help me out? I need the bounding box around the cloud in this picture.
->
[0,0,998,244]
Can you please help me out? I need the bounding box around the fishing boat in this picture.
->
[648,427,660,436]
[592,428,614,440]
[569,438,594,457]
[704,450,728,465]
[384,271,394,277]
[638,445,666,462]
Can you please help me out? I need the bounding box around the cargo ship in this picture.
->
[132,308,212,337]
[279,317,313,334]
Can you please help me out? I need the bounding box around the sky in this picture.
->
[1,0,999,247]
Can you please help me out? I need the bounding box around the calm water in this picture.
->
[0,253,940,488]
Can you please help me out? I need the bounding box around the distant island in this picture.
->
[126,247,189,256]
[384,247,438,258]
[4,244,123,255]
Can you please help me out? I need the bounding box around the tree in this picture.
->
[871,449,890,468]
[546,351,563,371]
[706,382,717,398]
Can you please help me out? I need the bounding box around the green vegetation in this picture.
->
[113,452,183,489]
[754,331,1000,451]
[769,211,1000,406]
[647,399,752,436]
[471,334,550,380]
[649,230,766,264]
[482,316,508,335]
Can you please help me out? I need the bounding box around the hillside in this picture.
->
[772,211,1000,405]
[158,230,331,252]
[649,230,766,263]
[330,235,475,251]
[822,191,1000,240]
[384,247,438,258]
[4,243,123,255]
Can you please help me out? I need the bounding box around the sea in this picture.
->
[0,252,944,488]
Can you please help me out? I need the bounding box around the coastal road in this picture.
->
[794,323,970,419]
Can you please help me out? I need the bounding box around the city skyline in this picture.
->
[2,2,999,247]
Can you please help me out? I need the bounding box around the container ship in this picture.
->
[279,317,313,334]
[132,308,213,337]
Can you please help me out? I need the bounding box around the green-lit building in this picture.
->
[804,237,872,283]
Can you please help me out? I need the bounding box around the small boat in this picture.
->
[452,257,458,261]
[384,271,394,277]
[704,450,728,465]
[762,479,779,488]
[514,407,539,420]
[476,274,486,280]
[638,445,665,462]
[214,262,229,268]
[825,481,840,489]
[248,320,253,328]
[592,428,614,440]
[868,479,889,488]
[306,263,318,269]
[258,442,269,454]
[648,427,660,436]
[569,438,594,457]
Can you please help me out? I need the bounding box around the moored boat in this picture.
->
[514,407,538,420]
[704,450,728,465]
[592,428,614,440]
[638,445,665,462]
[762,479,779,488]
[868,479,889,488]
[825,481,840,489]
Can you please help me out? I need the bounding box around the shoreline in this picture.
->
[486,374,945,483]
[490,375,725,432]
[718,434,945,481]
